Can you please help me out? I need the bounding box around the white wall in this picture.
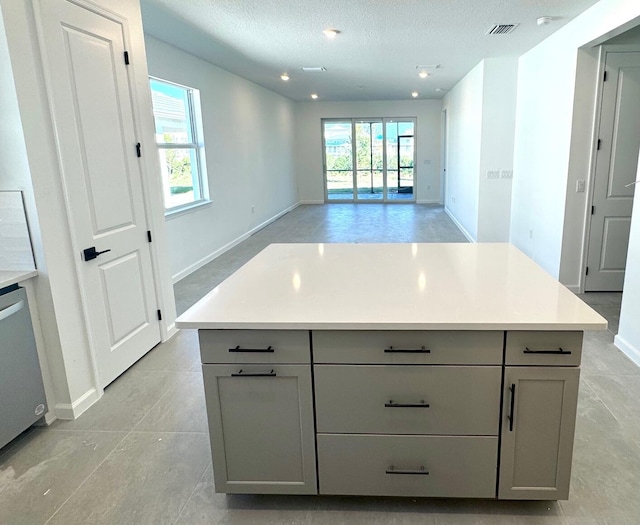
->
[0,0,175,418]
[294,99,443,205]
[144,36,298,281]
[442,62,483,240]
[615,159,640,365]
[443,58,518,242]
[478,58,518,242]
[510,0,640,279]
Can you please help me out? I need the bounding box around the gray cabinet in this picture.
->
[499,366,580,500]
[202,362,317,494]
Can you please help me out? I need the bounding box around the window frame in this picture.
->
[149,76,210,216]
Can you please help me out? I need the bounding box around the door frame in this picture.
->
[580,44,640,293]
[32,0,174,406]
[321,117,417,203]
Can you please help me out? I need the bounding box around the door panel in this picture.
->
[37,0,160,387]
[63,25,135,234]
[586,51,640,291]
[499,367,579,500]
[100,252,150,346]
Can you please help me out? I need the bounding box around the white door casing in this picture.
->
[586,51,640,291]
[35,0,161,387]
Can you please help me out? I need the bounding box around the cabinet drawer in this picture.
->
[315,365,501,435]
[312,331,502,365]
[317,434,497,498]
[199,330,310,364]
[505,331,582,366]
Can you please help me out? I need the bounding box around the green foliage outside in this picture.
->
[325,125,413,173]
[164,133,194,192]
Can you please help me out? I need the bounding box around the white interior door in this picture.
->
[586,51,640,291]
[36,0,161,387]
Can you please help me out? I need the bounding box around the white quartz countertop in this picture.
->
[176,243,607,331]
[0,270,37,290]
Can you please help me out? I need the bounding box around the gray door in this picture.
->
[586,51,640,291]
[499,367,579,500]
[202,364,317,494]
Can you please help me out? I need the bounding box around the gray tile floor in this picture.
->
[1,204,637,525]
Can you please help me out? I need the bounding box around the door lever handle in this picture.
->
[83,246,112,261]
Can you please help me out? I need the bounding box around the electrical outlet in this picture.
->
[529,229,533,239]
[251,205,255,213]
[576,180,585,193]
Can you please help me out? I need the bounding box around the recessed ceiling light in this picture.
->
[537,16,552,26]
[411,91,419,98]
[323,29,340,39]
[434,88,446,93]
[280,73,290,81]
[311,93,318,99]
[418,71,429,79]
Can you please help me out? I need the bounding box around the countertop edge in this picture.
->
[0,270,38,289]
[175,321,608,331]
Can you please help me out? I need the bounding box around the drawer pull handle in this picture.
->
[231,369,276,377]
[385,465,429,475]
[507,383,516,432]
[523,347,571,355]
[385,400,430,408]
[384,346,430,354]
[229,345,275,353]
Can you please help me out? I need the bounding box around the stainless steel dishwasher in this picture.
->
[0,285,48,449]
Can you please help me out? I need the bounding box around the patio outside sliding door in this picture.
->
[323,118,416,202]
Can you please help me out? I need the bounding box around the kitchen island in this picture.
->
[176,243,606,500]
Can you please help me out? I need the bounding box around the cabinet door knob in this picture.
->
[384,346,431,354]
[507,383,516,431]
[523,347,571,355]
[385,465,430,475]
[231,369,277,377]
[384,400,430,408]
[228,345,275,353]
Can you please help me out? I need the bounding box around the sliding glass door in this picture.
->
[323,118,416,202]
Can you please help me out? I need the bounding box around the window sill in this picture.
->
[164,199,212,220]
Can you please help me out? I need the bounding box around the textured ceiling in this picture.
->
[140,0,600,102]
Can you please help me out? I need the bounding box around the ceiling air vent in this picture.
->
[485,23,519,35]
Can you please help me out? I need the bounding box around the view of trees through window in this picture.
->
[149,78,207,211]
[323,119,415,201]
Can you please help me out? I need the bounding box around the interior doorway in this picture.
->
[322,118,416,202]
[585,47,640,291]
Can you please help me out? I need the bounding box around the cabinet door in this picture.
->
[499,367,579,500]
[202,364,317,494]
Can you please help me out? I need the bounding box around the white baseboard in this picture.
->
[417,199,441,204]
[299,200,324,204]
[171,202,300,283]
[162,322,179,343]
[614,334,640,369]
[565,284,581,293]
[444,207,476,242]
[55,387,99,420]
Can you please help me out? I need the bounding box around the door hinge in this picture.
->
[136,143,141,157]
[603,70,607,82]
[124,51,130,65]
[157,309,162,321]
[592,205,595,215]
[597,139,601,150]
[586,266,589,276]
[147,230,152,243]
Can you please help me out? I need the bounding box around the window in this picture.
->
[322,118,416,202]
[149,77,209,213]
